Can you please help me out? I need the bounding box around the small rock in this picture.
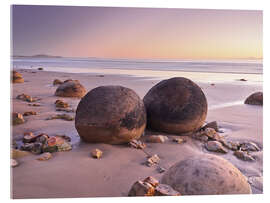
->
[55,108,75,113]
[11,159,19,168]
[53,79,63,85]
[91,149,103,159]
[35,134,50,144]
[146,154,160,167]
[55,99,69,108]
[16,93,38,102]
[37,152,52,161]
[210,83,215,86]
[23,111,37,116]
[23,132,40,143]
[55,134,71,142]
[12,71,24,83]
[43,144,58,153]
[203,121,219,132]
[128,181,155,196]
[31,143,43,154]
[234,150,255,161]
[143,176,159,187]
[129,139,146,149]
[239,78,247,81]
[28,103,41,107]
[205,141,228,153]
[172,137,186,144]
[154,184,181,196]
[11,149,31,159]
[12,113,25,125]
[38,67,43,70]
[192,132,209,142]
[157,166,166,173]
[57,141,72,152]
[240,142,260,152]
[46,114,74,121]
[145,135,168,143]
[220,139,240,151]
[97,75,105,77]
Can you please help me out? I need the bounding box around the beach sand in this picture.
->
[11,69,263,198]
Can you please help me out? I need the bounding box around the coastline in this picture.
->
[11,68,263,198]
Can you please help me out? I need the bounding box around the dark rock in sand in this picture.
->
[202,121,219,132]
[23,111,37,116]
[46,114,74,121]
[143,176,159,187]
[91,149,103,159]
[75,86,146,144]
[38,67,43,70]
[53,79,63,86]
[129,139,146,149]
[161,154,251,195]
[55,99,69,108]
[240,142,260,152]
[12,71,24,83]
[128,181,155,196]
[12,113,25,125]
[143,77,207,134]
[55,79,86,98]
[234,150,255,161]
[16,93,39,102]
[244,92,263,106]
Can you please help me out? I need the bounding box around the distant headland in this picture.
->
[12,54,63,58]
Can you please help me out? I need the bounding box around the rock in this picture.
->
[12,140,18,149]
[145,135,168,143]
[20,143,35,151]
[155,184,181,196]
[75,86,147,144]
[23,132,38,143]
[128,181,155,196]
[35,134,49,144]
[28,103,41,107]
[234,150,255,161]
[143,77,207,134]
[55,134,71,142]
[55,79,86,98]
[23,111,37,116]
[143,176,159,187]
[37,152,52,161]
[91,149,103,159]
[202,121,219,132]
[57,141,72,152]
[38,67,43,70]
[161,154,252,195]
[210,83,215,86]
[240,142,260,152]
[31,143,43,154]
[192,131,209,142]
[43,144,58,153]
[220,140,240,151]
[239,78,247,81]
[172,137,186,144]
[205,141,228,153]
[55,108,75,113]
[46,114,74,121]
[12,71,24,83]
[53,79,63,85]
[146,154,160,167]
[157,166,166,173]
[11,149,31,159]
[12,113,25,125]
[55,99,69,108]
[129,139,146,149]
[11,159,19,167]
[244,92,263,106]
[16,93,38,102]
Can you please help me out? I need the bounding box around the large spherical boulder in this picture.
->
[244,92,263,106]
[143,77,207,134]
[12,71,24,83]
[75,86,146,144]
[161,154,251,195]
[55,79,86,98]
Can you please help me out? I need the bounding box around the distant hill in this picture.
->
[13,54,63,58]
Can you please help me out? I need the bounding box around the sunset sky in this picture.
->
[12,5,262,59]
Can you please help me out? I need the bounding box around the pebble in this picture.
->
[23,111,37,116]
[172,137,186,144]
[220,139,240,151]
[205,141,228,153]
[12,113,25,125]
[55,99,69,108]
[240,142,260,152]
[11,159,19,168]
[234,150,255,161]
[128,181,155,196]
[37,152,52,161]
[46,114,74,121]
[143,176,159,187]
[157,166,166,173]
[145,135,168,143]
[129,139,146,149]
[91,149,103,159]
[203,121,219,132]
[146,154,160,167]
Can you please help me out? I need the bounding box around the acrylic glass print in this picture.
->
[11,5,263,198]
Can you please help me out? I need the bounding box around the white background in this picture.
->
[1,0,269,203]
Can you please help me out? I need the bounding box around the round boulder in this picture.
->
[161,154,251,195]
[75,86,146,144]
[244,92,263,106]
[12,71,24,83]
[143,77,207,134]
[55,79,86,98]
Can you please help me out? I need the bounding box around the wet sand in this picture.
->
[11,69,263,198]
